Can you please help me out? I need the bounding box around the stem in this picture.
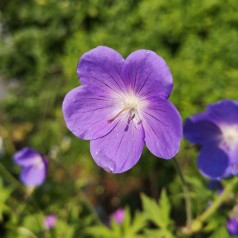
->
[173,158,192,226]
[17,187,36,217]
[191,177,238,232]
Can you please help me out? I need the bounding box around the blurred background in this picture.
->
[0,0,238,237]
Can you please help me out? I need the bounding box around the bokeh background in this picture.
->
[0,0,238,237]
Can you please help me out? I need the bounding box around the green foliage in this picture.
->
[0,178,12,221]
[85,208,146,238]
[142,190,175,238]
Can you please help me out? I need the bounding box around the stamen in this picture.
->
[130,113,135,121]
[108,93,143,123]
[108,108,127,123]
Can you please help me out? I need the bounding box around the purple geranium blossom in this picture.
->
[63,46,182,173]
[184,100,238,179]
[111,208,125,224]
[13,147,47,186]
[207,180,223,195]
[44,214,57,230]
[227,217,238,236]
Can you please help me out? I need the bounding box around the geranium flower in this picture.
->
[207,180,223,195]
[111,208,125,224]
[44,214,57,230]
[63,46,182,173]
[227,217,238,236]
[184,100,238,179]
[13,147,47,186]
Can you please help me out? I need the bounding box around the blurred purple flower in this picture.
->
[13,147,47,186]
[44,214,57,230]
[111,208,125,224]
[63,46,182,173]
[184,100,238,179]
[207,180,223,195]
[227,217,238,236]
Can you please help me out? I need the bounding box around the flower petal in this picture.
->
[20,164,47,186]
[62,86,124,140]
[122,50,173,99]
[90,115,144,173]
[222,146,238,177]
[183,112,221,145]
[13,147,43,167]
[207,100,238,125]
[77,46,126,95]
[198,144,229,179]
[142,99,182,159]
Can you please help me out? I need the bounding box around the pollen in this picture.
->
[124,94,140,111]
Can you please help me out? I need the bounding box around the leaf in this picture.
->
[122,209,146,238]
[129,211,147,234]
[144,228,175,238]
[141,189,171,228]
[159,190,171,226]
[85,225,120,238]
[209,225,230,238]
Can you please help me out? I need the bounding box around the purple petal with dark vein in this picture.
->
[20,164,46,186]
[77,46,126,95]
[90,114,144,173]
[62,86,124,140]
[13,147,43,167]
[206,100,238,125]
[121,50,173,99]
[142,99,182,159]
[183,112,221,145]
[198,144,229,179]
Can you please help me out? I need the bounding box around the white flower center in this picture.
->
[124,94,141,112]
[220,125,238,150]
[34,156,44,168]
[108,93,146,123]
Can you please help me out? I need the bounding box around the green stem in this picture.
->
[17,187,36,217]
[190,177,238,232]
[173,158,192,226]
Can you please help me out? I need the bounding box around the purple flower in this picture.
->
[184,100,238,179]
[111,208,125,224]
[44,214,57,230]
[13,147,47,186]
[227,217,238,236]
[63,46,182,173]
[207,180,223,194]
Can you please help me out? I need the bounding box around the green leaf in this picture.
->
[122,209,146,238]
[159,190,171,226]
[144,228,175,238]
[85,225,120,238]
[141,189,171,228]
[209,225,230,238]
